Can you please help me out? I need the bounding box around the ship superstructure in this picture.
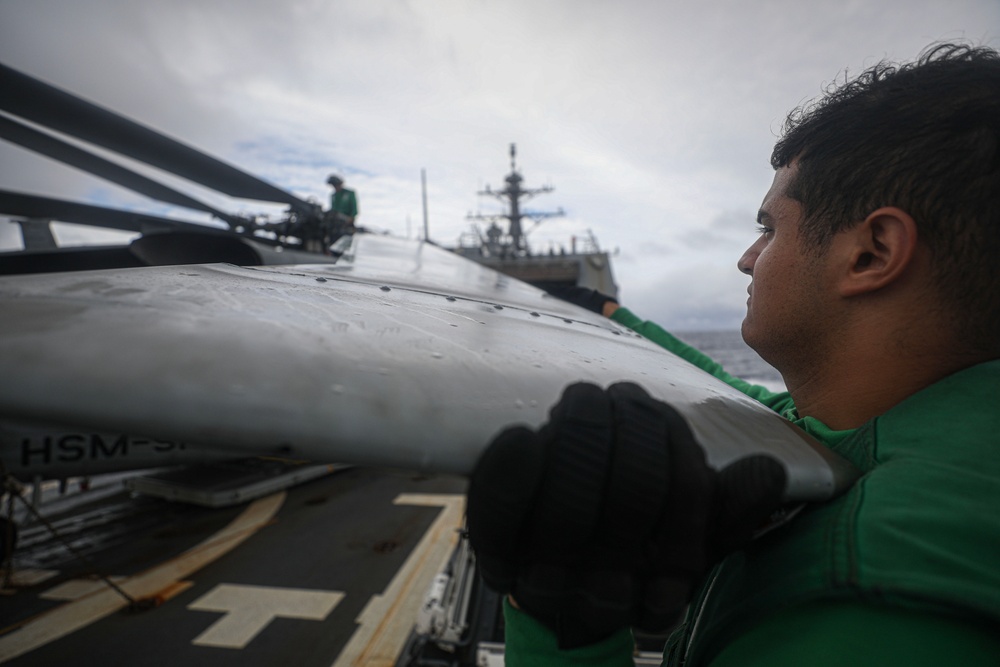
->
[453,144,618,298]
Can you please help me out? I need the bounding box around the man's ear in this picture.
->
[837,207,919,297]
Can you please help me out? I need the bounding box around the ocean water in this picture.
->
[674,329,786,393]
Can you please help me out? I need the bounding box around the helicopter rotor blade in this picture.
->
[0,62,314,214]
[0,189,227,235]
[0,112,243,228]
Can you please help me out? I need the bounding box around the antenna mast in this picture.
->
[467,143,564,255]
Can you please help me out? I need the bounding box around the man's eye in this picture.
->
[756,225,773,236]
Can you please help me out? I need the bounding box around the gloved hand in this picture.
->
[544,285,618,315]
[466,382,786,649]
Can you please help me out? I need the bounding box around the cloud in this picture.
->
[2,0,998,328]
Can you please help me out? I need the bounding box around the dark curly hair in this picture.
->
[772,43,1000,354]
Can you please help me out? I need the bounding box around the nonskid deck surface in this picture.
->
[0,467,468,666]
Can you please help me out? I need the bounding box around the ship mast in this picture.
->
[467,144,564,255]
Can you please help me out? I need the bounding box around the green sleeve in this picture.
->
[331,190,358,217]
[709,600,1000,667]
[609,307,793,414]
[502,599,636,667]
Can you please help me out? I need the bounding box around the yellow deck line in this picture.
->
[0,491,285,663]
[332,493,465,667]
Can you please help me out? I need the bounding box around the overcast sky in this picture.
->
[2,0,998,330]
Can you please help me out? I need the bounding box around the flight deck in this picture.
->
[0,467,483,666]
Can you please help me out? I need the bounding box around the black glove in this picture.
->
[544,285,618,315]
[466,382,786,649]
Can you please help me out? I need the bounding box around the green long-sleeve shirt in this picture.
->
[330,187,358,219]
[501,307,1000,666]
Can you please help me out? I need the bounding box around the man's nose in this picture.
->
[738,245,757,276]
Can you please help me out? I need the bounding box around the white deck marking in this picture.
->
[332,493,465,667]
[189,584,344,648]
[0,492,285,663]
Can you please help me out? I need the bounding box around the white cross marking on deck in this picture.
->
[189,583,344,649]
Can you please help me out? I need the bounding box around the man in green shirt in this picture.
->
[466,43,1000,665]
[326,174,358,242]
